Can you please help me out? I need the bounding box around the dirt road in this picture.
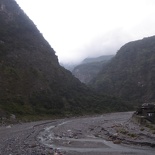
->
[0,112,155,155]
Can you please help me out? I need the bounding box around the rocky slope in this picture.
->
[90,36,155,103]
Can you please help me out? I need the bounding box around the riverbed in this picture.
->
[0,112,155,155]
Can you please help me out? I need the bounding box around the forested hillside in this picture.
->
[0,0,131,118]
[90,36,155,103]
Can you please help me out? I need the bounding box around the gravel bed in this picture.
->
[0,112,155,155]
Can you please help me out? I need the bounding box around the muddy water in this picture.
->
[38,112,155,155]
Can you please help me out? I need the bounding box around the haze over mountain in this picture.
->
[0,0,131,117]
[90,36,155,103]
[72,55,114,84]
[15,0,155,64]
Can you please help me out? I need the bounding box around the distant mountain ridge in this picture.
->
[82,55,114,64]
[72,55,114,84]
[90,36,155,103]
[60,62,76,71]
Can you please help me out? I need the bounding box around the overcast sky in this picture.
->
[15,0,155,64]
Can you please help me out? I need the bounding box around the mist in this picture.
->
[15,0,155,64]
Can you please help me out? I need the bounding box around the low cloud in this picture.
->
[60,29,134,64]
[15,0,155,64]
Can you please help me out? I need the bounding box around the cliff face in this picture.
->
[90,36,155,103]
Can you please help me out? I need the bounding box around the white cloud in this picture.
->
[15,0,155,63]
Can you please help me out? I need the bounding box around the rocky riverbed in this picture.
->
[0,112,155,155]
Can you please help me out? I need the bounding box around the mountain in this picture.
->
[82,55,114,64]
[0,0,131,117]
[60,62,77,71]
[90,36,155,103]
[72,55,114,84]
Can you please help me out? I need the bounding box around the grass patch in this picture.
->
[145,124,155,130]
[119,128,129,135]
[127,133,137,138]
[140,128,144,131]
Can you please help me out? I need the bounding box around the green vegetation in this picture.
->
[127,133,137,138]
[90,36,155,103]
[119,128,129,135]
[145,124,155,130]
[0,0,132,120]
[118,128,137,138]
[140,128,144,131]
